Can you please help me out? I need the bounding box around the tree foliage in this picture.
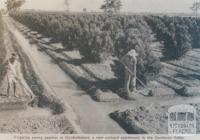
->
[5,0,25,12]
[100,0,122,13]
[146,16,193,59]
[64,0,69,11]
[190,1,200,17]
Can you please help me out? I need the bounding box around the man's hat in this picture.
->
[11,53,16,56]
[128,49,138,57]
[11,53,18,59]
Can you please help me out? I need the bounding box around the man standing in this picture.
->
[121,49,138,97]
[6,53,20,97]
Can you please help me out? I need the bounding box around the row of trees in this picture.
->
[11,12,161,83]
[146,16,200,59]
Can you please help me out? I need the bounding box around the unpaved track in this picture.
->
[0,17,59,134]
[1,19,31,99]
[4,16,126,134]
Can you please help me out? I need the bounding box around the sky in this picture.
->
[0,0,197,13]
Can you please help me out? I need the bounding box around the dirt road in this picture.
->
[3,16,126,134]
[0,18,76,134]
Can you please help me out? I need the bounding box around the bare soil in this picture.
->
[111,104,200,134]
[110,105,168,134]
[0,115,74,134]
